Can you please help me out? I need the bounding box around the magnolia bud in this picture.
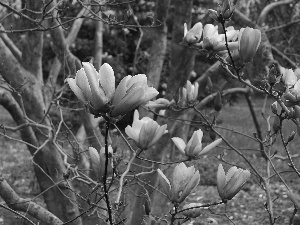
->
[238,27,261,63]
[214,92,223,112]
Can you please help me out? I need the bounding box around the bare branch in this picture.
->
[0,173,63,225]
[257,0,294,26]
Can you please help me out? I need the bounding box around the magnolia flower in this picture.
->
[145,98,174,111]
[281,67,297,88]
[111,74,159,117]
[201,24,239,52]
[157,163,200,203]
[186,80,199,103]
[172,129,222,159]
[67,62,159,117]
[67,63,115,113]
[238,27,261,63]
[181,203,202,218]
[183,22,203,44]
[125,110,168,150]
[89,146,113,182]
[217,164,250,201]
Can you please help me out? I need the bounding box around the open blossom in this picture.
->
[67,63,115,113]
[201,24,239,52]
[67,62,158,117]
[157,163,200,203]
[172,129,222,159]
[238,27,261,63]
[125,110,167,150]
[183,22,203,44]
[217,164,250,201]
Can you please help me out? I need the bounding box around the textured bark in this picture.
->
[0,173,63,225]
[0,36,82,224]
[146,0,171,89]
[122,1,195,224]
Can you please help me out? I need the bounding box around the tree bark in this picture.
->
[122,1,195,224]
[0,36,82,224]
[146,0,171,89]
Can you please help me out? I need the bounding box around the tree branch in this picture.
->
[257,0,294,26]
[0,173,63,225]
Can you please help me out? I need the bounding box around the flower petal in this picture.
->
[99,63,115,100]
[217,164,226,200]
[67,78,88,104]
[112,75,131,106]
[88,147,100,180]
[172,137,186,154]
[200,138,222,156]
[157,169,172,199]
[75,68,93,101]
[82,62,107,108]
[179,170,200,202]
[148,124,168,147]
[111,87,145,117]
[125,125,139,142]
[143,87,159,103]
[138,120,158,149]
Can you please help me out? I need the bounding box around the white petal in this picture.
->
[200,138,222,156]
[172,137,186,154]
[99,63,115,100]
[67,78,88,103]
[112,75,131,106]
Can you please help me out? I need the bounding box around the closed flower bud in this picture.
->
[217,164,250,201]
[282,68,297,88]
[183,22,203,44]
[145,98,173,111]
[181,203,202,218]
[220,0,235,20]
[125,110,168,150]
[172,129,222,159]
[238,27,261,63]
[186,81,199,103]
[214,92,223,112]
[208,9,219,22]
[157,163,200,203]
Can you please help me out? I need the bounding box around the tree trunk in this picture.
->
[122,1,196,224]
[0,37,82,224]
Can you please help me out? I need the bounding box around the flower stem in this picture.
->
[104,120,113,225]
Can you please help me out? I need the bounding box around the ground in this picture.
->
[0,96,300,225]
